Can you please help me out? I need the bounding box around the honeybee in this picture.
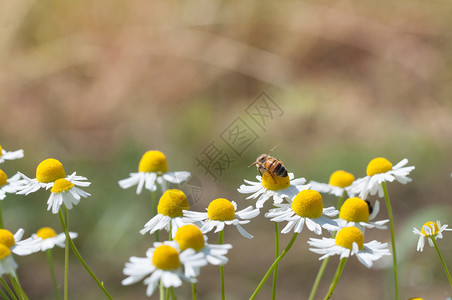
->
[249,147,288,183]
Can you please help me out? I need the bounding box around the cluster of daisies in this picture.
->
[0,143,451,299]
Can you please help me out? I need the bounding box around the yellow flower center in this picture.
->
[152,245,181,270]
[50,179,74,194]
[261,172,290,191]
[138,150,168,173]
[0,244,11,260]
[37,227,58,239]
[157,189,189,218]
[291,190,323,219]
[366,157,393,176]
[0,169,7,187]
[329,170,355,188]
[335,227,364,250]
[174,224,205,252]
[0,145,2,156]
[36,158,66,183]
[207,198,236,221]
[420,221,439,237]
[408,298,424,300]
[0,229,15,248]
[339,197,369,223]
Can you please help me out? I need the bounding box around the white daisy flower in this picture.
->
[0,170,21,200]
[335,197,388,231]
[238,172,309,209]
[309,170,356,198]
[46,175,91,214]
[0,146,23,164]
[140,189,190,237]
[14,227,77,255]
[308,226,390,268]
[265,189,339,235]
[350,158,415,199]
[183,198,259,239]
[413,220,452,252]
[0,228,36,257]
[174,224,231,277]
[15,158,89,196]
[119,150,190,194]
[122,241,205,297]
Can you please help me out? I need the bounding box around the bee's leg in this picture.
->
[270,172,277,184]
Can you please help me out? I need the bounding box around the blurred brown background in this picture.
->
[1,0,452,299]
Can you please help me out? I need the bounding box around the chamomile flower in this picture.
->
[309,170,356,198]
[238,172,309,208]
[14,227,77,254]
[0,170,21,200]
[0,146,24,164]
[46,175,91,214]
[351,157,415,199]
[140,189,190,237]
[308,226,390,268]
[119,150,191,194]
[183,198,259,239]
[174,224,231,277]
[0,228,34,256]
[335,197,388,231]
[122,241,204,297]
[15,158,89,196]
[413,221,452,252]
[265,189,339,235]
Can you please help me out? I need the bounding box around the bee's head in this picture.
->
[257,154,267,164]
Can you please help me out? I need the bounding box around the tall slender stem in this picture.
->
[323,257,347,300]
[219,230,225,300]
[159,280,164,300]
[58,210,69,300]
[272,222,279,300]
[59,208,112,300]
[0,283,11,300]
[431,238,452,288]
[192,283,197,300]
[309,256,330,300]
[0,277,17,300]
[46,249,61,300]
[381,182,399,300]
[9,274,29,300]
[249,233,299,300]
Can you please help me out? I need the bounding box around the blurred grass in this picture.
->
[1,0,452,298]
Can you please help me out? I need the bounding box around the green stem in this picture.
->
[152,190,160,242]
[0,283,11,300]
[165,288,169,300]
[309,256,331,300]
[272,222,279,300]
[59,208,113,300]
[9,274,29,300]
[249,233,299,300]
[323,257,347,300]
[0,277,17,300]
[170,287,176,300]
[58,209,69,300]
[192,283,197,300]
[160,280,164,300]
[219,230,225,300]
[382,182,399,300]
[169,222,172,241]
[46,249,61,300]
[431,238,452,288]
